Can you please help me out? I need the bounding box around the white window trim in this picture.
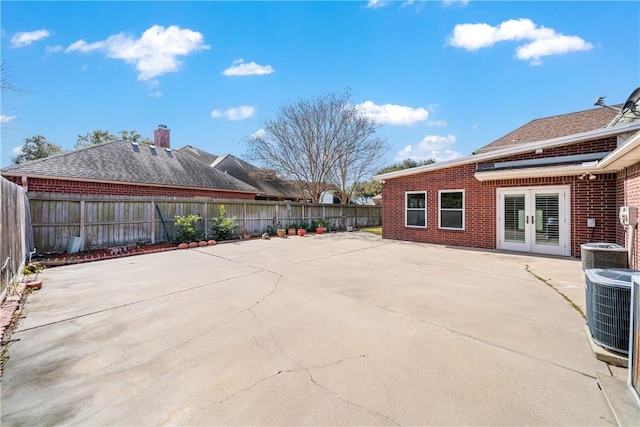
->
[405,191,427,228]
[438,189,465,230]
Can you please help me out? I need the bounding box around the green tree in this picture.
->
[12,135,63,164]
[118,129,153,145]
[75,129,152,149]
[376,158,435,174]
[352,158,436,204]
[75,129,117,149]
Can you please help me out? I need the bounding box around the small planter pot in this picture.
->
[297,229,306,236]
[277,228,286,238]
[25,280,43,290]
[346,225,354,232]
[287,228,296,236]
[315,228,324,234]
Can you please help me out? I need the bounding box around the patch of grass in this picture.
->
[360,227,382,236]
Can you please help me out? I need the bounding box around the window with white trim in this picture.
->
[439,190,464,230]
[406,192,426,227]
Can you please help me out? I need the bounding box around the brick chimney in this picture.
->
[154,124,170,148]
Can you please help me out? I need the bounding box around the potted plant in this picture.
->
[22,262,45,290]
[276,223,286,237]
[317,218,331,233]
[297,221,308,236]
[287,223,297,236]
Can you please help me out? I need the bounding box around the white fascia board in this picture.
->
[374,122,640,181]
[596,130,640,170]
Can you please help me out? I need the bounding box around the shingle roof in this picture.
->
[477,106,620,153]
[177,147,304,200]
[1,140,259,193]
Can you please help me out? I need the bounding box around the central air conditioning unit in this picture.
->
[585,268,638,354]
[630,274,640,404]
[581,243,628,271]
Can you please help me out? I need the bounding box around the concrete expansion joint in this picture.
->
[523,264,585,319]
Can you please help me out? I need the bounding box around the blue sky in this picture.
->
[2,1,639,170]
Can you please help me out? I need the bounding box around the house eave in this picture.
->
[374,122,640,181]
[597,130,640,171]
[474,164,600,182]
[0,172,259,195]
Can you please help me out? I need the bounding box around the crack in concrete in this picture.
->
[524,264,585,319]
[183,275,281,345]
[14,270,263,333]
[307,371,401,426]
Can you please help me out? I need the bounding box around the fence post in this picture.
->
[202,202,208,239]
[79,200,86,251]
[150,200,156,244]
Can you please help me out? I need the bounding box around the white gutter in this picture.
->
[374,121,640,181]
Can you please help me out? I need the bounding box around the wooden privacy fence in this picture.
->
[27,193,382,253]
[1,177,34,300]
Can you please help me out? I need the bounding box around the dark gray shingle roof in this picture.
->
[177,147,304,200]
[2,140,258,193]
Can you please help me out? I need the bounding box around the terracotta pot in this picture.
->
[316,228,324,234]
[287,228,296,236]
[26,280,43,290]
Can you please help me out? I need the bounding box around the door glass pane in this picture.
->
[504,195,525,243]
[535,193,559,246]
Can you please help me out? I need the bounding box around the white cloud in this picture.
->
[222,59,275,76]
[45,45,63,54]
[356,101,429,126]
[12,146,23,157]
[211,106,256,121]
[66,25,209,81]
[448,18,593,64]
[250,128,266,140]
[1,115,17,123]
[427,120,448,127]
[148,90,163,98]
[11,29,50,48]
[366,0,390,8]
[395,134,462,162]
[443,0,470,6]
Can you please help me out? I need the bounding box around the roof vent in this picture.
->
[131,141,139,147]
[149,145,156,149]
[165,147,172,152]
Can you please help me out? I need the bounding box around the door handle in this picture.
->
[531,215,535,225]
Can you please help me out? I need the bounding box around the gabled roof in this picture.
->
[1,140,259,193]
[176,145,219,166]
[476,105,620,153]
[177,147,304,200]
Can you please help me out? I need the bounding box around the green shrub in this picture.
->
[210,205,238,241]
[173,214,205,243]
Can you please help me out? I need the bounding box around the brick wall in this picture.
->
[8,177,256,200]
[382,139,622,258]
[619,161,640,268]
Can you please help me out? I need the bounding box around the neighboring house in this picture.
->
[177,146,306,201]
[375,93,640,268]
[2,125,309,201]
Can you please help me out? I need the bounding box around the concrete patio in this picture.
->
[0,232,619,425]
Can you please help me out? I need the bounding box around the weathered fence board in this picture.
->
[26,193,382,252]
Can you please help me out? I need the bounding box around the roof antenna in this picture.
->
[593,96,620,112]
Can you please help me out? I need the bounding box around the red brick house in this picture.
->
[376,95,640,268]
[1,125,305,201]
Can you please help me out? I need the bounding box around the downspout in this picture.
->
[629,225,636,269]
[21,176,28,192]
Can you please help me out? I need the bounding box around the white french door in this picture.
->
[497,186,570,256]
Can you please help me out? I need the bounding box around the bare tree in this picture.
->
[245,90,385,203]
